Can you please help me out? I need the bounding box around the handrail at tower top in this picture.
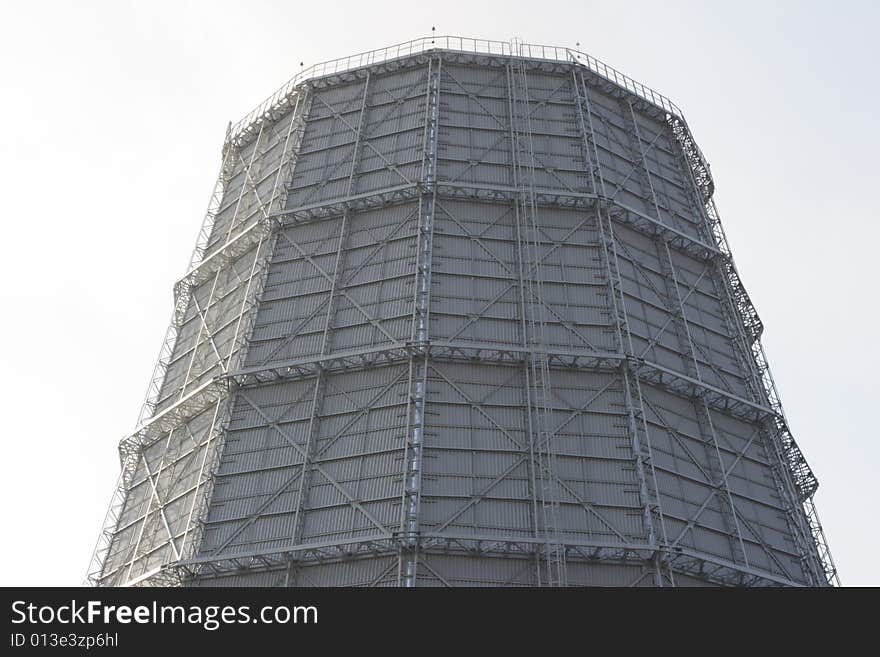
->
[227,35,686,145]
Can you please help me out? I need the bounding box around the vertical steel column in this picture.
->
[573,69,670,585]
[665,120,764,403]
[121,415,202,584]
[803,498,840,585]
[628,102,750,567]
[138,145,235,426]
[665,238,750,567]
[183,92,313,582]
[175,124,266,403]
[610,224,674,586]
[506,58,546,586]
[522,57,565,588]
[400,58,440,587]
[177,399,225,563]
[507,44,566,586]
[224,90,309,374]
[288,74,372,574]
[759,417,826,584]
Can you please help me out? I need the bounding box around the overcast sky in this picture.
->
[0,0,876,586]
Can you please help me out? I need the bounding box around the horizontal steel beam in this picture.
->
[161,532,802,587]
[116,378,227,484]
[633,358,774,422]
[264,183,721,262]
[175,218,275,294]
[228,342,776,422]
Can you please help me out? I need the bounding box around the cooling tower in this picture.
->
[89,37,836,587]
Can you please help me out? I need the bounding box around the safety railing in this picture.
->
[228,35,685,145]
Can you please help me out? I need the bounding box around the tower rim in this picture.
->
[227,35,685,147]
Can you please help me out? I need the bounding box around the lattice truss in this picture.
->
[90,46,836,587]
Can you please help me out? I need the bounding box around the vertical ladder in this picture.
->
[509,40,566,586]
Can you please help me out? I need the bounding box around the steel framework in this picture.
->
[88,36,837,587]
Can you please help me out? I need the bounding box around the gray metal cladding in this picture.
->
[92,42,833,588]
[419,362,644,545]
[157,243,267,411]
[639,382,805,579]
[285,67,426,209]
[416,555,658,587]
[244,202,419,367]
[197,364,409,558]
[97,402,224,586]
[208,106,304,252]
[431,201,615,352]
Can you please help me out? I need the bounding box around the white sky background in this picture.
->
[0,0,876,586]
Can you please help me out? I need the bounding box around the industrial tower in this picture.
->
[89,37,837,587]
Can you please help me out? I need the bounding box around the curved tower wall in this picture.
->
[90,39,835,587]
